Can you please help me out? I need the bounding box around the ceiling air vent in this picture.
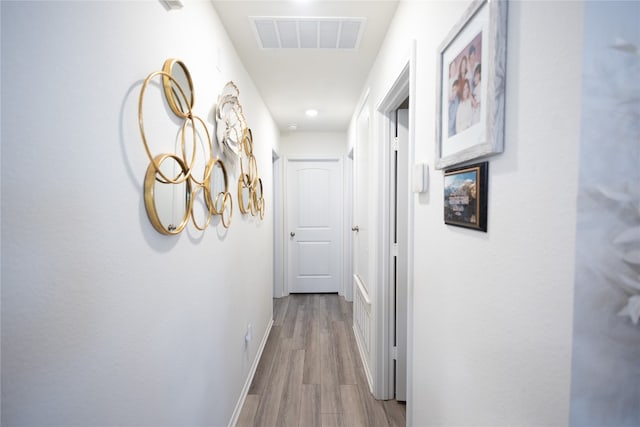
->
[159,0,183,10]
[250,17,366,50]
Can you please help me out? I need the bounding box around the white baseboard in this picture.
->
[228,319,274,427]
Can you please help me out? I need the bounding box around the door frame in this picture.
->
[345,148,354,302]
[373,41,416,415]
[392,107,409,402]
[283,156,344,296]
[273,150,284,298]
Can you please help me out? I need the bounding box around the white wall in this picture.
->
[350,1,583,424]
[1,1,278,425]
[279,131,348,158]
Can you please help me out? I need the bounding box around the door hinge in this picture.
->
[392,242,398,257]
[392,137,399,152]
[391,346,398,360]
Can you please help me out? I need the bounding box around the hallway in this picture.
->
[237,294,406,427]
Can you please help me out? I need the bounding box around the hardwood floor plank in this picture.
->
[273,297,289,326]
[252,338,292,427]
[320,384,341,416]
[281,295,299,338]
[338,296,353,323]
[320,330,341,413]
[326,294,343,322]
[236,394,259,427]
[292,303,307,350]
[332,320,357,385]
[346,323,370,387]
[339,384,367,427]
[319,330,338,385]
[300,384,321,427]
[318,294,331,333]
[248,325,281,395]
[357,383,389,427]
[321,412,344,427]
[277,349,305,427]
[383,400,407,427]
[310,294,321,322]
[303,313,321,384]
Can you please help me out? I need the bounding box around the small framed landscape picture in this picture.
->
[435,0,508,169]
[444,161,488,232]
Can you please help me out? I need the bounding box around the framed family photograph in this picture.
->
[435,0,508,170]
[444,161,488,232]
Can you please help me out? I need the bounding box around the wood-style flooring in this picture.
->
[237,293,406,427]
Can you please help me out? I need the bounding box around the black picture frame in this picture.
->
[444,161,488,232]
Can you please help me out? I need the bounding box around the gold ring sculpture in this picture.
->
[138,59,233,234]
[143,153,192,235]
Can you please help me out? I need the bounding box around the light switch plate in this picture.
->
[412,163,429,193]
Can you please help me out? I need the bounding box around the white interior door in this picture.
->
[286,159,342,293]
[353,108,371,295]
[351,99,376,395]
[345,150,354,302]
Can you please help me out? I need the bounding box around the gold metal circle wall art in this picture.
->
[138,59,233,234]
[218,192,233,229]
[248,155,258,185]
[139,70,194,185]
[242,128,254,156]
[237,172,265,219]
[252,177,264,219]
[189,185,213,231]
[239,149,263,219]
[180,115,213,186]
[162,59,194,119]
[143,153,192,235]
[238,174,252,215]
[204,158,232,228]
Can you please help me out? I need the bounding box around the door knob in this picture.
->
[351,226,360,232]
[290,232,296,237]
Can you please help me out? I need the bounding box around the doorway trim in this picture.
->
[273,150,284,298]
[374,40,416,417]
[345,148,354,302]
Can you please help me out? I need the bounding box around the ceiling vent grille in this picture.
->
[250,17,366,50]
[159,0,183,10]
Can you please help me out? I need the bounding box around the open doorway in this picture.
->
[374,43,415,416]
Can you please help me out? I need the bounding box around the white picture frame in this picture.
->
[435,0,508,170]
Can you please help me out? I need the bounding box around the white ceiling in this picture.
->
[210,0,399,132]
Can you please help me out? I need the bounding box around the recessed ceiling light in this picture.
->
[305,109,318,117]
[287,123,298,131]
